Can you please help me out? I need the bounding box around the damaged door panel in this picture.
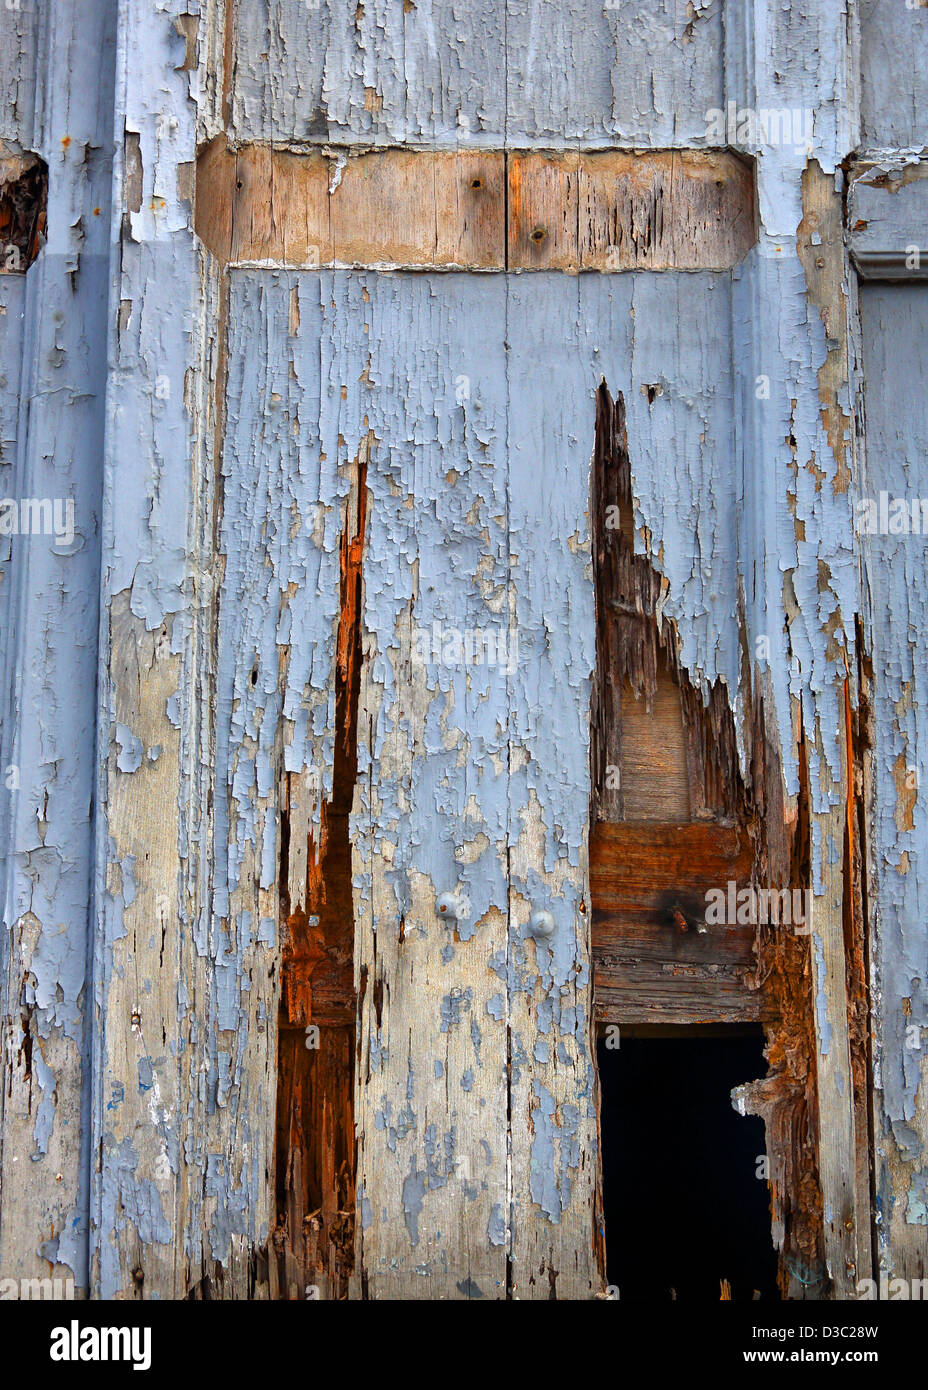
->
[2,0,925,1307]
[588,379,840,1297]
[859,277,928,1284]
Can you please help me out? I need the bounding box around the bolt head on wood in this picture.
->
[529,909,556,940]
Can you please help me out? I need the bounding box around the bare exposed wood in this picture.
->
[591,822,765,1025]
[590,384,742,827]
[3,0,912,1311]
[588,378,844,1300]
[857,287,928,1288]
[737,727,825,1300]
[509,149,757,271]
[619,672,692,822]
[195,141,757,271]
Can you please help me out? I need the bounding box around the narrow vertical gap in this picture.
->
[503,150,509,272]
[272,440,369,1299]
[220,0,237,130]
[851,617,878,1285]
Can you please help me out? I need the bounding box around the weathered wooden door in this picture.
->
[2,0,927,1303]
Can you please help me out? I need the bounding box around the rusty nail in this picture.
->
[670,905,689,933]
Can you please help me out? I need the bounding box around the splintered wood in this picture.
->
[194,141,757,271]
[590,383,760,1025]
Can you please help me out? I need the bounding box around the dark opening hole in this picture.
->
[0,154,48,272]
[598,1025,779,1301]
[471,178,482,188]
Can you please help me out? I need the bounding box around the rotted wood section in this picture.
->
[195,140,756,271]
[272,447,368,1300]
[0,146,47,273]
[589,384,827,1296]
[590,381,763,1028]
[591,823,770,1024]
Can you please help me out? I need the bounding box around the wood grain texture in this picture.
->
[341,274,513,1299]
[619,674,692,821]
[509,150,757,271]
[4,0,918,1308]
[724,0,871,1296]
[272,440,367,1299]
[195,142,757,271]
[0,0,115,1299]
[796,162,871,1299]
[505,280,600,1298]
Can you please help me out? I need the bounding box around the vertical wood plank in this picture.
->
[213,269,523,1299]
[342,273,512,1297]
[859,282,928,1286]
[92,0,219,1297]
[505,275,599,1297]
[0,0,116,1297]
[211,271,342,1297]
[726,0,868,1297]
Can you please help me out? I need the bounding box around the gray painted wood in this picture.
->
[228,0,724,148]
[861,0,928,152]
[0,0,115,1297]
[860,283,928,1281]
[90,0,219,1298]
[0,0,39,152]
[849,163,928,280]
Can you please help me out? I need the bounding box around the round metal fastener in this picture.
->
[528,909,556,940]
